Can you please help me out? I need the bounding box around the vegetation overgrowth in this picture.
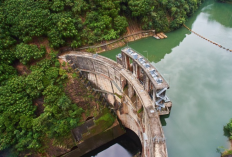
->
[0,0,204,50]
[0,52,84,154]
[218,0,232,3]
[222,119,232,156]
[0,0,204,155]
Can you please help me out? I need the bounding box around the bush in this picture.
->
[224,119,232,139]
[15,44,45,64]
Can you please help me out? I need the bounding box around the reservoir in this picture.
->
[95,0,232,157]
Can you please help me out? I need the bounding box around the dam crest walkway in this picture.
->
[59,48,172,157]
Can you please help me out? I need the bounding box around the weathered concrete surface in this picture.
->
[59,51,169,157]
[119,47,172,115]
[65,121,125,157]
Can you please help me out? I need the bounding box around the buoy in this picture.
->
[183,24,231,52]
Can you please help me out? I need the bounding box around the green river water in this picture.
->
[100,0,232,157]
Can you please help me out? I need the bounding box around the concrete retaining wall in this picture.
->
[59,51,168,157]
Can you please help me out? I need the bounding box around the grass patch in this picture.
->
[82,108,116,139]
[114,93,122,99]
[95,110,115,130]
[222,149,232,156]
[137,107,143,113]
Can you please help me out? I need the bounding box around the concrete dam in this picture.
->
[59,47,172,157]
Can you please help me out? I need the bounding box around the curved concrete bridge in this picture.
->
[59,48,172,157]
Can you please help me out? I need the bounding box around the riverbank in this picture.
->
[218,0,232,4]
[222,140,232,157]
[100,0,232,156]
[59,30,155,54]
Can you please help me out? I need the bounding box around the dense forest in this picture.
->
[218,0,232,3]
[0,0,204,156]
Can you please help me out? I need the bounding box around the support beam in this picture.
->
[152,87,156,106]
[126,56,130,70]
[133,61,139,79]
[121,75,127,91]
[128,83,134,98]
[121,52,130,70]
[143,75,150,92]
[136,96,142,112]
[122,52,126,69]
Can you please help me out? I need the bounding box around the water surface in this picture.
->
[101,1,232,157]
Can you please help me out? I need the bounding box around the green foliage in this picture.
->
[218,0,232,2]
[0,62,17,85]
[224,119,232,140]
[3,0,50,42]
[218,146,232,157]
[0,49,16,64]
[95,110,115,130]
[72,73,78,78]
[0,0,204,154]
[47,28,65,48]
[128,0,152,17]
[15,44,45,64]
[114,16,128,34]
[0,56,83,152]
[0,0,203,52]
[137,107,144,113]
[41,89,83,138]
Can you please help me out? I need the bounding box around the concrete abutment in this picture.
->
[59,50,172,157]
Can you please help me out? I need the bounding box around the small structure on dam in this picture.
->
[59,47,172,157]
[117,47,172,114]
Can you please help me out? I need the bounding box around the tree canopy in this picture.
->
[0,0,204,50]
[0,53,83,153]
[0,0,204,155]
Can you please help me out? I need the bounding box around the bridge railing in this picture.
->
[121,46,170,86]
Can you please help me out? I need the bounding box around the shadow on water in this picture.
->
[223,127,230,138]
[101,1,210,63]
[160,113,171,127]
[100,29,190,63]
[203,1,232,28]
[97,1,232,157]
[81,128,142,157]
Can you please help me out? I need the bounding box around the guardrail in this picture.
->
[121,46,170,86]
[59,30,155,54]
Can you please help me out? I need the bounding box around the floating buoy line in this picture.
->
[183,24,232,52]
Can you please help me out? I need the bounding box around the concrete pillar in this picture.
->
[152,87,156,106]
[120,75,127,91]
[128,83,134,98]
[143,75,150,92]
[129,63,133,72]
[121,52,130,70]
[126,56,130,70]
[136,96,142,111]
[121,52,126,69]
[133,61,139,78]
[116,57,122,65]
